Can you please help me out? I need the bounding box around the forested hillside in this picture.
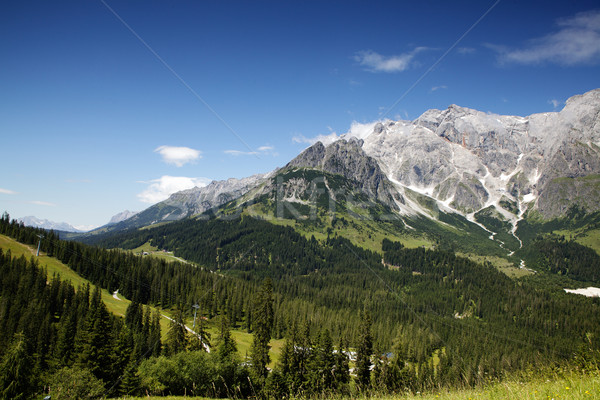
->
[1,212,600,398]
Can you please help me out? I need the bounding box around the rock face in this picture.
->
[108,210,138,225]
[358,88,600,220]
[284,138,401,209]
[162,174,268,216]
[107,174,268,231]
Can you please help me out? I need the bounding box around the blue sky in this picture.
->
[1,0,599,229]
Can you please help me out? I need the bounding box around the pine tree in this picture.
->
[0,332,32,400]
[164,308,187,356]
[53,308,77,367]
[148,310,162,357]
[308,328,335,393]
[334,335,350,391]
[118,360,141,396]
[355,309,373,391]
[76,286,114,383]
[217,320,238,363]
[250,278,274,384]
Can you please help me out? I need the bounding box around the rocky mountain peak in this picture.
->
[285,139,399,209]
[361,88,600,220]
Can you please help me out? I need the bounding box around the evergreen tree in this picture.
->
[118,360,141,396]
[217,320,238,363]
[250,278,274,384]
[76,286,114,384]
[308,328,335,393]
[355,309,373,391]
[164,308,187,356]
[53,308,77,367]
[0,332,32,400]
[333,335,350,393]
[148,310,162,357]
[188,308,211,352]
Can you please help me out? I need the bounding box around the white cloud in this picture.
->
[154,145,202,167]
[257,145,274,152]
[137,175,212,204]
[224,145,276,157]
[354,48,428,73]
[292,132,342,146]
[0,188,17,195]
[347,121,381,140]
[292,120,382,146]
[493,10,600,65]
[29,200,56,207]
[224,149,257,156]
[430,85,448,92]
[548,99,563,109]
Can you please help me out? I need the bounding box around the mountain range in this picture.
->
[79,89,600,254]
[17,216,84,233]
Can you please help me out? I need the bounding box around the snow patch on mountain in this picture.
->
[17,216,83,232]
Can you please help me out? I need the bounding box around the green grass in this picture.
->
[0,234,280,364]
[0,234,130,317]
[130,241,197,264]
[553,228,600,256]
[242,204,432,254]
[114,372,600,399]
[1,234,173,334]
[459,253,534,279]
[383,372,600,400]
[207,326,284,367]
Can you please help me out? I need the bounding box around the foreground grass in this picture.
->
[115,372,600,399]
[389,373,600,400]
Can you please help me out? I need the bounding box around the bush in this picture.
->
[45,367,105,400]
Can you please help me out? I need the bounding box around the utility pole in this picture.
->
[36,234,43,257]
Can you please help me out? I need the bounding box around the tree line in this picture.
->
[2,211,600,398]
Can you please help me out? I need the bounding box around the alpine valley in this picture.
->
[3,89,600,399]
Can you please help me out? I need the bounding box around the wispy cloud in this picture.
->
[224,145,277,157]
[137,175,212,204]
[155,145,202,167]
[354,48,428,73]
[29,200,56,207]
[430,85,448,92]
[548,99,563,110]
[491,10,600,66]
[292,132,341,146]
[0,188,17,195]
[293,121,381,146]
[257,145,274,152]
[457,47,476,55]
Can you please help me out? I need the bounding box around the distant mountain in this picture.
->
[18,216,82,233]
[108,210,138,225]
[81,174,269,236]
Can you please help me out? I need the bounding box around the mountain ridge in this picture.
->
[17,216,83,233]
[84,89,600,252]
